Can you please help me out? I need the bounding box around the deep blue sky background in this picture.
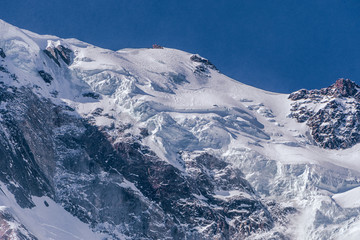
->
[1,0,360,93]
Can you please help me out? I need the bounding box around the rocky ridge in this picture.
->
[289,78,360,149]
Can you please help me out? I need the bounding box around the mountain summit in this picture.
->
[289,78,360,149]
[0,20,360,240]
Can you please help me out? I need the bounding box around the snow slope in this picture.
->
[0,184,109,240]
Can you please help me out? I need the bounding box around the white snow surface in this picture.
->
[333,186,360,209]
[1,19,360,240]
[0,183,110,240]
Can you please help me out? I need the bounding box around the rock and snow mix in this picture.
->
[0,19,360,239]
[289,78,360,149]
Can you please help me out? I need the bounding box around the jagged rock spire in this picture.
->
[289,78,360,101]
[327,78,359,97]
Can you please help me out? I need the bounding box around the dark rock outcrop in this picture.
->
[181,153,274,237]
[0,78,275,239]
[191,55,218,77]
[330,78,359,97]
[0,48,5,58]
[0,85,55,208]
[38,70,53,84]
[289,78,360,149]
[190,55,218,71]
[82,92,100,99]
[0,65,9,74]
[289,78,360,100]
[0,209,38,240]
[169,72,189,85]
[43,45,72,66]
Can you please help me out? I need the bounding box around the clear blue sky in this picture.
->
[1,0,360,93]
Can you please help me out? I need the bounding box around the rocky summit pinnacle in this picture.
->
[329,78,360,98]
[289,78,360,101]
[289,78,360,149]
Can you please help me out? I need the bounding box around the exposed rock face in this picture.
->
[82,92,100,99]
[190,54,218,74]
[0,83,175,239]
[0,48,5,58]
[0,208,37,240]
[0,79,274,239]
[190,55,217,70]
[289,78,360,101]
[38,70,53,83]
[0,85,55,208]
[3,19,360,239]
[289,78,360,149]
[330,78,359,97]
[43,45,72,66]
[180,152,274,238]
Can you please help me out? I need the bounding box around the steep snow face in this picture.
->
[1,19,360,240]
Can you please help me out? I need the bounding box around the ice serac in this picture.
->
[1,19,360,240]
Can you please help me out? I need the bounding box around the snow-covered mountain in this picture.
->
[1,19,360,240]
